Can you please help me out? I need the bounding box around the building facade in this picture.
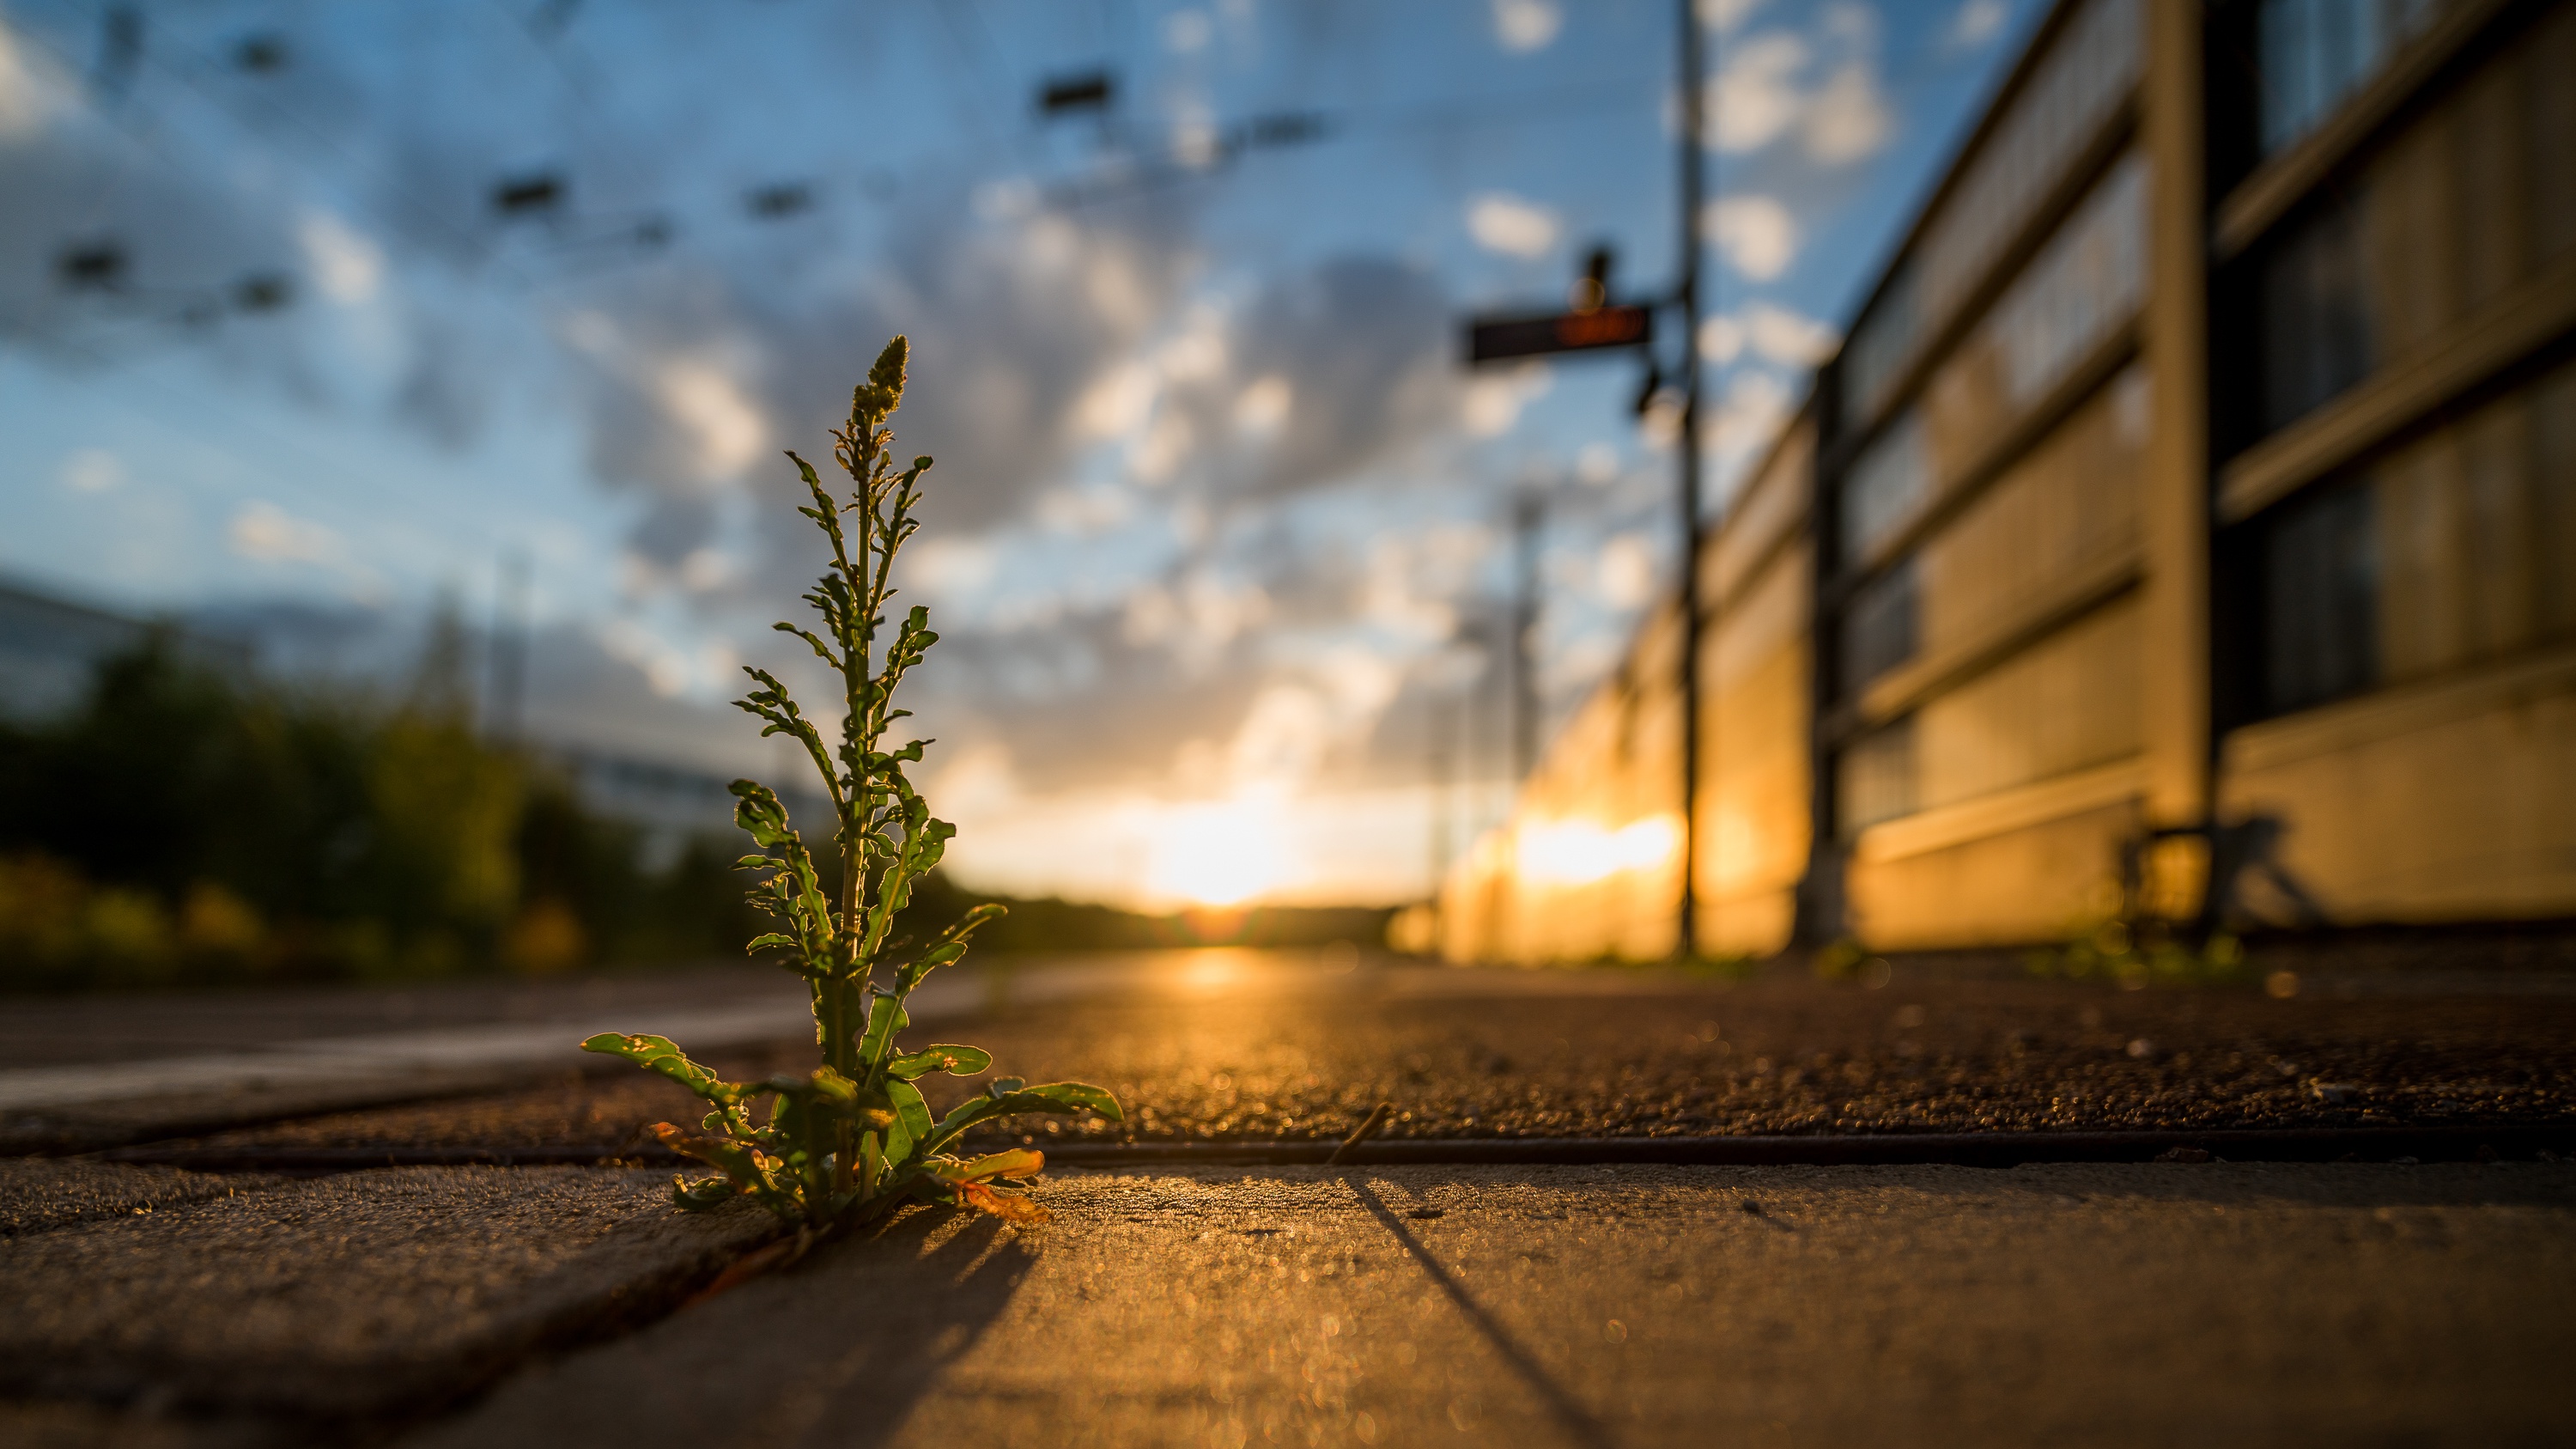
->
[1439,0,2576,961]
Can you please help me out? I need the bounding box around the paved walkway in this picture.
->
[5,954,2573,1445]
[422,1161,2576,1449]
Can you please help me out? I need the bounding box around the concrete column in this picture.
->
[2140,0,2212,835]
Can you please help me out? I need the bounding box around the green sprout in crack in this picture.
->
[580,337,1121,1228]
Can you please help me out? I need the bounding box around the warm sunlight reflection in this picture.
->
[1516,813,1680,886]
[1170,947,1255,995]
[1145,795,1291,906]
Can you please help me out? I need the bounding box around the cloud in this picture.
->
[1803,63,1893,163]
[0,20,74,140]
[58,448,123,494]
[1698,0,1768,36]
[1466,192,1560,259]
[1164,9,1214,52]
[1491,0,1564,52]
[298,212,384,306]
[1701,15,1894,166]
[228,502,347,566]
[1707,33,1812,153]
[1596,532,1657,609]
[1461,360,1552,438]
[1705,368,1795,466]
[1704,195,1801,280]
[1949,0,2009,49]
[1702,301,1840,366]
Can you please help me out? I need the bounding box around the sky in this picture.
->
[0,0,2038,910]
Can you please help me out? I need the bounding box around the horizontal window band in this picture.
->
[2215,0,2521,260]
[2218,253,2576,525]
[1836,103,2140,448]
[1851,754,2148,866]
[1829,321,2142,608]
[1853,544,2144,730]
[2222,642,2576,777]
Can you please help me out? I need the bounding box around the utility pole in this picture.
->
[488,550,532,745]
[1510,491,1544,783]
[1673,0,1705,961]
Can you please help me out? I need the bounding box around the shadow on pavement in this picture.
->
[413,1204,1036,1449]
[1340,1172,1615,1449]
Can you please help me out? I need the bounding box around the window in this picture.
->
[2260,192,2373,432]
[1841,410,1928,565]
[1838,719,1917,836]
[1841,0,2142,425]
[2263,481,2379,713]
[1925,152,2148,478]
[1843,557,1919,694]
[2259,0,2446,155]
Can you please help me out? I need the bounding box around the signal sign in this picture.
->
[1465,303,1654,365]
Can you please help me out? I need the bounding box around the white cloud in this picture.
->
[58,448,124,494]
[1706,368,1794,462]
[1164,9,1213,52]
[1701,17,1892,165]
[598,617,739,701]
[1233,374,1293,435]
[1699,314,1744,365]
[1491,0,1564,52]
[909,535,999,603]
[1461,360,1552,437]
[0,21,71,140]
[1073,360,1158,440]
[1803,63,1892,163]
[298,211,384,306]
[1466,192,1560,259]
[1597,533,1657,609]
[1706,33,1810,152]
[970,177,1039,222]
[677,547,734,593]
[1950,0,2008,49]
[1744,301,1840,365]
[1698,0,1767,35]
[228,502,345,566]
[1701,298,1838,381]
[1577,441,1620,487]
[1704,195,1800,280]
[654,359,768,482]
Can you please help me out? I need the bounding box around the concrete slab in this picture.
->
[416,1162,2576,1449]
[0,1166,776,1424]
[0,1160,275,1238]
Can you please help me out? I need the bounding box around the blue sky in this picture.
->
[0,0,2038,906]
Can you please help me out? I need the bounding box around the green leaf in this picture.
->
[888,1044,993,1079]
[888,1078,935,1144]
[859,990,907,1065]
[581,1033,748,1107]
[923,1080,1124,1157]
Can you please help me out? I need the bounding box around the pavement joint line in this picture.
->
[82,1123,2576,1173]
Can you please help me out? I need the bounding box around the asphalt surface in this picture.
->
[416,1162,2576,1449]
[146,961,2576,1159]
[7,951,2575,1445]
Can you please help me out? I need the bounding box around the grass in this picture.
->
[582,338,1121,1228]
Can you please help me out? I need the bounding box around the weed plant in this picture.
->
[583,338,1121,1228]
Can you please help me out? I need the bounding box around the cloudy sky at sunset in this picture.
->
[0,0,2036,907]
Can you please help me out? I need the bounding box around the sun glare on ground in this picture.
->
[1145,795,1291,907]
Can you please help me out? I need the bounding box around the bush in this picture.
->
[0,636,757,992]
